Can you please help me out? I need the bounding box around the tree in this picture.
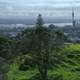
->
[36,14,44,26]
[0,36,10,59]
[19,14,65,80]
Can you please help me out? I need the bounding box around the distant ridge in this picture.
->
[0,17,72,25]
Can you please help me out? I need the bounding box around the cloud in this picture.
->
[0,0,80,17]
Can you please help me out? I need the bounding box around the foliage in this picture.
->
[7,44,80,80]
[0,36,19,60]
[17,14,65,80]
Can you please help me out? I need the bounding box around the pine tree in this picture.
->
[20,14,65,80]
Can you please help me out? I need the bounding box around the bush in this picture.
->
[29,74,41,80]
[49,74,63,80]
[29,73,63,80]
[19,55,36,71]
[19,63,30,71]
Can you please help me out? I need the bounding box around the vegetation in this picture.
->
[0,14,80,80]
[7,44,80,80]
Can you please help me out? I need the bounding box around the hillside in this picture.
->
[7,44,80,80]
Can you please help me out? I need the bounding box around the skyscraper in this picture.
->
[72,9,76,27]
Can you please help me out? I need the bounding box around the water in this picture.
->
[45,23,72,27]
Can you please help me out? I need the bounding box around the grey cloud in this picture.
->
[0,0,80,17]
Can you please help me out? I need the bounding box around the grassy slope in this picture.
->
[7,44,80,80]
[7,63,38,80]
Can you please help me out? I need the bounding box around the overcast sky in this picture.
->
[0,0,80,18]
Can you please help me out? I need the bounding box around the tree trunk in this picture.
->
[37,57,48,80]
[41,69,48,80]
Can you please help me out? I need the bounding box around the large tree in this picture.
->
[19,14,65,80]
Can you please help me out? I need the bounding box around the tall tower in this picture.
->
[72,9,75,27]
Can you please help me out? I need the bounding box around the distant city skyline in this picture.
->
[0,0,80,18]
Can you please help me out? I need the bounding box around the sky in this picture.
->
[0,0,80,18]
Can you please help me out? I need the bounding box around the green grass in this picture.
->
[64,43,80,51]
[49,67,80,80]
[7,62,38,80]
[7,43,80,80]
[7,64,80,80]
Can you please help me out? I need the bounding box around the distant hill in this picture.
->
[0,17,72,25]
